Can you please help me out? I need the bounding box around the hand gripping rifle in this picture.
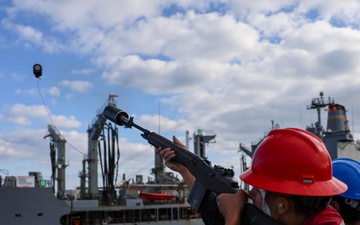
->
[103,105,281,225]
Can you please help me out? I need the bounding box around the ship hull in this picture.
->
[63,198,204,225]
[0,187,70,225]
[0,187,204,225]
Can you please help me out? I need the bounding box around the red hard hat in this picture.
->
[240,128,347,196]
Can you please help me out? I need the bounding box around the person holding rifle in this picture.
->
[158,128,347,225]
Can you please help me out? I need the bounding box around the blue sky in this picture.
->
[1,0,360,189]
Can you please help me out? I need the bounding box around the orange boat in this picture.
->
[139,191,176,201]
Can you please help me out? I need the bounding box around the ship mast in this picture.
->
[306,91,333,137]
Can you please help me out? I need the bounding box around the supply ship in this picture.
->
[0,95,205,225]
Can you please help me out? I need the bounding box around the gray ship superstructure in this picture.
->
[305,92,360,161]
[239,91,360,165]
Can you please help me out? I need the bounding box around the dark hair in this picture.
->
[267,191,331,218]
[332,196,360,224]
[289,195,332,217]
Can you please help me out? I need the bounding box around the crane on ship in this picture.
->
[44,124,67,199]
[82,94,121,203]
[238,120,280,191]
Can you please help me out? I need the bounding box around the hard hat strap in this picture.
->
[259,189,272,217]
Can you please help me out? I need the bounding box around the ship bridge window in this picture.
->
[125,210,140,223]
[179,207,199,220]
[159,208,172,221]
[179,208,191,220]
[106,210,124,223]
[173,208,178,220]
[141,209,157,222]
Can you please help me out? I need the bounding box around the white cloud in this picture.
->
[16,86,61,98]
[1,104,82,129]
[2,21,65,53]
[137,114,188,134]
[299,0,360,24]
[2,0,360,189]
[48,86,61,96]
[50,115,82,129]
[7,104,48,120]
[71,68,94,75]
[15,88,38,96]
[59,80,93,92]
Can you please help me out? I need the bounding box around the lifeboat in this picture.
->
[139,191,176,201]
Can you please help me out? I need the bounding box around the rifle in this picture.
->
[103,105,281,225]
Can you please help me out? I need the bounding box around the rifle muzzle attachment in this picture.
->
[104,105,130,126]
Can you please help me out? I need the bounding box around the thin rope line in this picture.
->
[37,79,86,157]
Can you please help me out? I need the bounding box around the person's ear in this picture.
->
[276,197,289,214]
[330,201,340,212]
